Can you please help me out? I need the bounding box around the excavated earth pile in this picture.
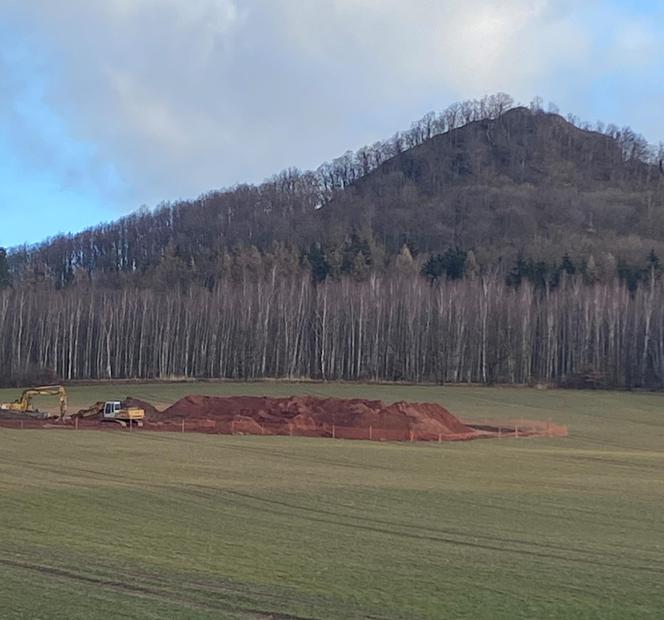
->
[0,394,568,440]
[147,395,482,441]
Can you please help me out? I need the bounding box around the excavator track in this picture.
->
[99,418,144,428]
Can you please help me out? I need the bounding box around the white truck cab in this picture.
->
[100,400,145,427]
[103,401,123,418]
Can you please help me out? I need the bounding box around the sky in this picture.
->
[1,0,663,247]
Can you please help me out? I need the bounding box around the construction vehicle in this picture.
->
[71,400,144,427]
[101,401,144,427]
[0,385,67,419]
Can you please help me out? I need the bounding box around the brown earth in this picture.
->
[0,395,568,441]
[151,395,481,441]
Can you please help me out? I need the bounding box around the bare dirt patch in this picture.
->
[0,395,568,441]
[145,395,478,441]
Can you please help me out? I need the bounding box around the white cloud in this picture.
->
[2,0,660,214]
[273,1,584,97]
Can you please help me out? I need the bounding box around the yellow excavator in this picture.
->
[1,386,144,427]
[0,385,67,419]
[71,400,145,427]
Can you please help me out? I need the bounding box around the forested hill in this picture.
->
[335,107,661,256]
[4,96,664,290]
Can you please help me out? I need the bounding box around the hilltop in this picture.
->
[320,106,662,269]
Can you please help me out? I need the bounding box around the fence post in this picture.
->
[515,424,519,439]
[498,426,502,439]
[409,430,414,443]
[369,425,373,441]
[332,424,336,439]
[231,420,235,435]
[181,419,185,434]
[438,432,441,443]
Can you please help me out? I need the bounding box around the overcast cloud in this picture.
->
[1,1,663,244]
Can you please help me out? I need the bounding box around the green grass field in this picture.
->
[1,383,663,619]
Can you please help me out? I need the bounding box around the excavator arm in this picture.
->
[0,385,67,418]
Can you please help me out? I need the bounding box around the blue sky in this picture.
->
[1,0,663,248]
[0,46,119,246]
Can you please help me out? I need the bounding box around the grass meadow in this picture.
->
[1,382,663,618]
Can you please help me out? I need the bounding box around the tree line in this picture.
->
[2,273,664,389]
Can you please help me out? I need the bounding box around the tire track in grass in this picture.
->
[201,488,664,577]
[0,556,317,620]
[91,431,401,473]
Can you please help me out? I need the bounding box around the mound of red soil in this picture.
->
[0,394,568,441]
[154,395,478,441]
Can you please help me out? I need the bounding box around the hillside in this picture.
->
[321,107,663,267]
[4,101,664,289]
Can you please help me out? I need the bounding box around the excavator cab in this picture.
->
[103,401,123,417]
[101,400,144,427]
